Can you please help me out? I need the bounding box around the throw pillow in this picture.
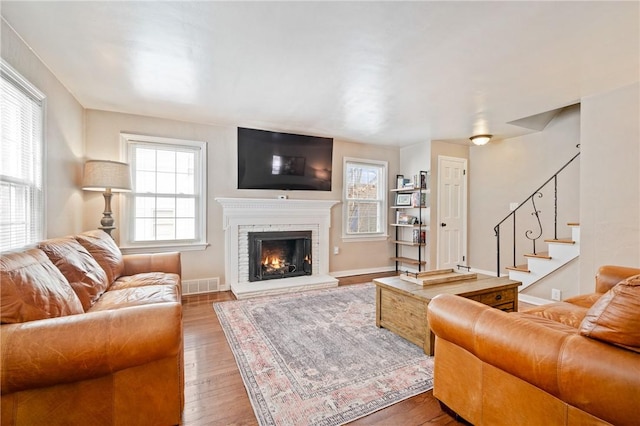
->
[75,230,124,284]
[579,274,640,353]
[1,249,84,323]
[39,237,110,311]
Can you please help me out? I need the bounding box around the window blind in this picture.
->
[1,61,45,251]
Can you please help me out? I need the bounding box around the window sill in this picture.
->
[120,243,209,255]
[341,234,389,243]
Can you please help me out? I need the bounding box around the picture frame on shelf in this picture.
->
[396,193,412,206]
[396,175,405,189]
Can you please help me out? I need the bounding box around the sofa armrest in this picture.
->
[595,265,640,293]
[122,252,181,277]
[428,294,640,425]
[1,302,182,394]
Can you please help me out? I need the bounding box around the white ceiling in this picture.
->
[2,1,638,147]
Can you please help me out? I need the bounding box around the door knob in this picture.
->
[441,223,447,227]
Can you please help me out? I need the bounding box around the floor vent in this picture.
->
[183,278,220,295]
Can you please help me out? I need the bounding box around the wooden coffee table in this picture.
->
[373,274,521,355]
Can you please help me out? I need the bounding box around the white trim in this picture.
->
[0,59,47,247]
[341,234,390,242]
[120,243,209,255]
[119,133,207,249]
[342,157,388,240]
[518,294,554,306]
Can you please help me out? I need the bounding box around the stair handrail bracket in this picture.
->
[495,147,580,277]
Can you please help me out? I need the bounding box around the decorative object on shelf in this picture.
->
[411,192,428,207]
[395,193,412,206]
[396,174,405,189]
[470,134,493,146]
[82,160,132,237]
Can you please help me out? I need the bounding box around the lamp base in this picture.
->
[99,226,115,237]
[100,190,116,238]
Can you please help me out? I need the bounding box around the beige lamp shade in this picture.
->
[82,160,132,192]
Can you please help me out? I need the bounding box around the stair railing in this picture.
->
[494,145,580,277]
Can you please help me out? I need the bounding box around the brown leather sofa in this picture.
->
[1,230,184,425]
[427,265,640,426]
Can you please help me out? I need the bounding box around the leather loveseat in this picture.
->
[1,230,183,425]
[427,265,640,426]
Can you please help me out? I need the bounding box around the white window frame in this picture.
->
[342,157,388,242]
[119,133,208,253]
[0,59,46,251]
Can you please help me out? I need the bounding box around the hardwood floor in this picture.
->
[180,279,466,426]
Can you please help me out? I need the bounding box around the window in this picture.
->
[0,60,45,251]
[343,158,387,240]
[121,133,207,252]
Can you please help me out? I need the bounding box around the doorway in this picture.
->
[437,156,468,269]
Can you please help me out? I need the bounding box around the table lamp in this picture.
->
[82,160,132,237]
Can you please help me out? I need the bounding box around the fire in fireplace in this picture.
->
[248,231,312,282]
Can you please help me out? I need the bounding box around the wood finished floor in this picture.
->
[181,277,532,425]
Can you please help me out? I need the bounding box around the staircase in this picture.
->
[494,146,581,292]
[506,223,580,290]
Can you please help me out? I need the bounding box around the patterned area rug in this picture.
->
[213,284,434,426]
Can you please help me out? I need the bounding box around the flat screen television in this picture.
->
[237,127,333,191]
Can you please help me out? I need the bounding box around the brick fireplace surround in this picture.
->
[216,198,340,299]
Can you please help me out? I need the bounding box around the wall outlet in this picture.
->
[551,288,562,301]
[333,246,340,255]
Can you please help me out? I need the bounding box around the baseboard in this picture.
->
[468,267,497,277]
[518,294,553,306]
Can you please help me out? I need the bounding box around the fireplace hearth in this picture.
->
[249,231,312,282]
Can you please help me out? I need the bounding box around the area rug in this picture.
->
[213,284,434,426]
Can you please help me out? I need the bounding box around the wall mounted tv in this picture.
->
[237,127,333,191]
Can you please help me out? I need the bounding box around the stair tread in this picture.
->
[544,238,575,244]
[567,222,580,227]
[506,264,530,273]
[524,251,552,259]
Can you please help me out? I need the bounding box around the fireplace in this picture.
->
[216,197,339,299]
[248,231,312,282]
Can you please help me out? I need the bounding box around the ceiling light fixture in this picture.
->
[470,134,492,146]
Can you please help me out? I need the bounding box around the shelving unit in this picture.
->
[390,171,430,272]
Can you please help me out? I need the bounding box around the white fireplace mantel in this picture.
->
[216,198,340,298]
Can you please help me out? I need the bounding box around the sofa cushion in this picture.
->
[579,274,640,353]
[522,301,588,328]
[75,230,124,284]
[88,285,179,312]
[1,249,83,323]
[111,272,181,293]
[38,237,110,310]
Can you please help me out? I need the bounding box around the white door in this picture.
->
[437,156,468,269]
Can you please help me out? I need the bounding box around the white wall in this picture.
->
[1,20,85,238]
[579,83,640,292]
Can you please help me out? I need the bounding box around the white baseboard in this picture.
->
[518,294,554,306]
[468,267,497,277]
[330,266,396,278]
